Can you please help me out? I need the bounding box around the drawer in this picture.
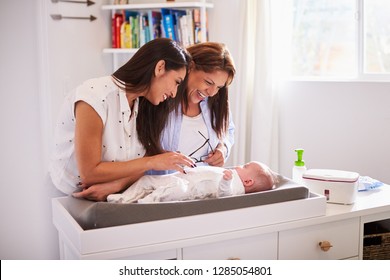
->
[279,217,359,259]
[60,233,178,259]
[182,232,277,260]
[116,249,178,260]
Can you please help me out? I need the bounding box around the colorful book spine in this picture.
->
[120,21,131,48]
[125,11,140,48]
[170,9,187,44]
[148,10,162,40]
[161,8,176,41]
[113,13,124,48]
[112,7,209,48]
[112,16,115,48]
[193,8,201,44]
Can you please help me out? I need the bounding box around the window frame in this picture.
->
[284,0,390,82]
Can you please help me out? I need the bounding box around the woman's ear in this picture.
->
[154,60,166,77]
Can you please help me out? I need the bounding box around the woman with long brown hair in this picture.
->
[49,38,194,201]
[151,42,236,174]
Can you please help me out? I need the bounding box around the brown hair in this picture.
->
[174,42,236,138]
[252,162,280,193]
[112,38,191,155]
[253,169,278,192]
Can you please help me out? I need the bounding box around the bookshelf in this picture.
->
[101,1,214,70]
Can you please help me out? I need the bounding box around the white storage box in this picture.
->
[302,169,359,205]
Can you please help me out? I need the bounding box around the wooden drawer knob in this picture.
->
[319,241,333,252]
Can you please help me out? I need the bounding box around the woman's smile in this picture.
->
[197,90,207,99]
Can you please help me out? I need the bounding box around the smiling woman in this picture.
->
[48,38,195,201]
[149,42,237,174]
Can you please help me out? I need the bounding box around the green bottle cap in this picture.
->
[294,148,305,167]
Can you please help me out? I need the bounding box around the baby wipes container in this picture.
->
[302,169,359,204]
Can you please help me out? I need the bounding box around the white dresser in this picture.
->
[52,186,390,260]
[180,187,390,260]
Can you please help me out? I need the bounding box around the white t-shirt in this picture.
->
[49,76,145,195]
[177,114,209,162]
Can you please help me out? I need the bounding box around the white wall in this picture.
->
[0,0,112,259]
[207,0,240,166]
[209,1,390,185]
[45,0,112,126]
[0,0,56,259]
[278,81,390,184]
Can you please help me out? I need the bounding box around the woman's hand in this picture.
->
[73,181,122,201]
[72,177,133,201]
[148,151,195,173]
[203,143,226,167]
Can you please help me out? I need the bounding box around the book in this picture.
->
[140,13,151,45]
[111,16,115,47]
[186,9,195,46]
[147,10,162,40]
[125,11,140,48]
[160,17,166,38]
[161,8,176,40]
[112,8,209,49]
[113,13,124,48]
[179,13,189,47]
[131,15,140,48]
[178,10,196,47]
[170,9,187,45]
[193,8,201,44]
[120,21,131,48]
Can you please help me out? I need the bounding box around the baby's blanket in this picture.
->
[107,166,244,203]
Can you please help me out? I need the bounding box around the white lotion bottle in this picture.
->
[292,148,307,185]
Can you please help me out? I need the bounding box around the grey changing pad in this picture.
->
[64,177,309,230]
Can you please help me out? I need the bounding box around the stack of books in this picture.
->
[111,8,207,49]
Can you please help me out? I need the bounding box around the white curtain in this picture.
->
[230,0,280,171]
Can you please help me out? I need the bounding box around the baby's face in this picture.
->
[234,161,274,192]
[234,162,263,180]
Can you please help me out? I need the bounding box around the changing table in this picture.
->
[52,181,390,260]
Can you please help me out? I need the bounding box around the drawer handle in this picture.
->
[318,241,333,252]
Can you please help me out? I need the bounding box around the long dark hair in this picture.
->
[174,42,236,138]
[112,38,191,155]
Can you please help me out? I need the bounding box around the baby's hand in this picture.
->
[223,169,233,180]
[218,169,233,198]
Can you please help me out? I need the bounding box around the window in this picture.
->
[364,0,390,74]
[274,0,390,80]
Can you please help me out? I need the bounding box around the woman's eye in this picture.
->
[205,80,212,85]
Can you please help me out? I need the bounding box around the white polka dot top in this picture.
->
[49,76,145,195]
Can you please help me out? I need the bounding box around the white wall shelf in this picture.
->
[103,48,138,54]
[101,1,213,70]
[101,2,214,11]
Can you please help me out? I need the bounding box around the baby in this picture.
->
[107,161,279,203]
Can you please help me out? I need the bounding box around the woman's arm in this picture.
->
[73,176,137,201]
[73,101,195,200]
